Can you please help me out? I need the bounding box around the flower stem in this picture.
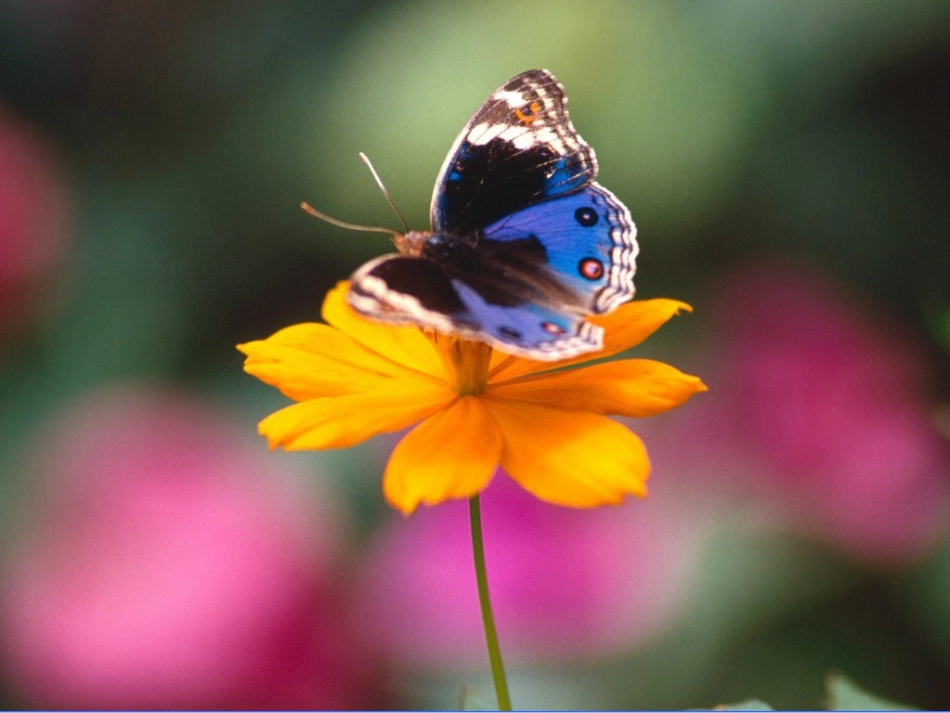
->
[469,494,512,711]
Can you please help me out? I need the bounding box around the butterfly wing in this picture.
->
[349,253,603,360]
[480,182,638,315]
[430,69,597,235]
[349,183,636,360]
[348,69,637,361]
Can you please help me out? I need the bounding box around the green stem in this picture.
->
[469,494,513,711]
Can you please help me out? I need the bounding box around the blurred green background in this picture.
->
[1,1,949,710]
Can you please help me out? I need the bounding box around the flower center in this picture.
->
[429,332,492,396]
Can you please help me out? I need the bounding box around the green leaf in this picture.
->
[710,699,774,711]
[825,672,917,711]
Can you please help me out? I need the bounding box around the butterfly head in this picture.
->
[393,230,432,258]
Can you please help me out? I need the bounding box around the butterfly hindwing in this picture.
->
[349,253,603,360]
[430,69,598,235]
[480,182,637,315]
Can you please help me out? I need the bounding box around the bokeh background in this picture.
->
[1,1,949,709]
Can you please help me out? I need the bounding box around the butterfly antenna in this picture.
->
[359,152,410,234]
[299,202,402,238]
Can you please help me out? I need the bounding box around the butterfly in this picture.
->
[346,69,638,361]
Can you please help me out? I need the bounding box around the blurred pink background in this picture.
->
[0,386,381,710]
[1,2,949,709]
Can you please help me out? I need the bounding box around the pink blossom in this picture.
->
[0,385,380,710]
[355,471,705,667]
[695,259,950,564]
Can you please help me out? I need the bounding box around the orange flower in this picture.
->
[238,283,706,515]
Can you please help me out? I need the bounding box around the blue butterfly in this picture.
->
[347,69,638,361]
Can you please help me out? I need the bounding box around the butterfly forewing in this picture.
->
[429,69,598,235]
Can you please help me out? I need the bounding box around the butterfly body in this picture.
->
[347,69,638,361]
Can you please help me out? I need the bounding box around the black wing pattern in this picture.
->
[429,69,598,235]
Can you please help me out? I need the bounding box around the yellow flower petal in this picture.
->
[258,382,454,451]
[238,322,434,400]
[592,298,693,349]
[384,396,502,515]
[484,397,650,507]
[489,298,694,380]
[322,282,446,378]
[242,276,703,514]
[490,359,707,417]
